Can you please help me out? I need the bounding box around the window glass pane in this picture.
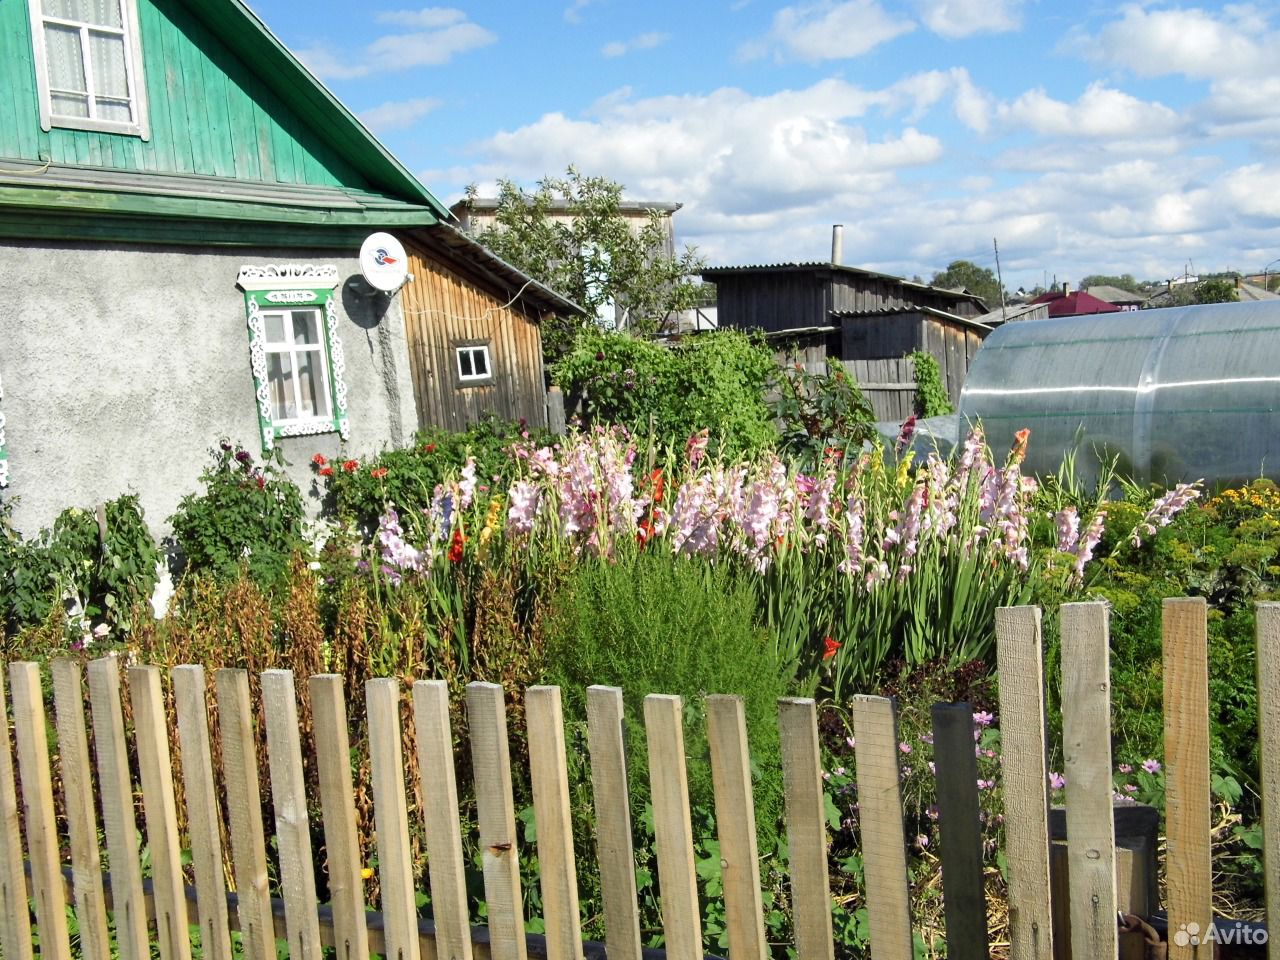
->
[292,310,321,346]
[94,97,131,122]
[295,351,330,419]
[43,0,122,29]
[264,313,286,343]
[44,23,86,93]
[51,92,90,118]
[89,31,129,99]
[458,349,473,377]
[473,348,489,377]
[267,354,294,421]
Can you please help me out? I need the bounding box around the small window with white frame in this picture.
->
[29,0,150,138]
[237,264,349,452]
[455,343,492,385]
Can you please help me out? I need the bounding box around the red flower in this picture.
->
[1010,428,1031,464]
[342,459,359,473]
[822,636,841,661]
[370,467,388,479]
[423,443,437,454]
[649,468,665,503]
[636,518,655,547]
[318,465,333,477]
[255,475,266,490]
[312,453,327,467]
[448,528,465,564]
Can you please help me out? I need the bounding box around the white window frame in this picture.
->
[260,306,335,429]
[28,0,151,139]
[455,343,492,384]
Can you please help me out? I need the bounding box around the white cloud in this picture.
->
[740,0,915,62]
[294,10,495,79]
[564,0,593,23]
[914,0,1023,38]
[360,97,442,133]
[999,83,1182,139]
[601,32,669,58]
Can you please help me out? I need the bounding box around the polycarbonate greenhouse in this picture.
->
[958,302,1280,488]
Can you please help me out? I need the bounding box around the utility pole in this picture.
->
[993,238,1007,320]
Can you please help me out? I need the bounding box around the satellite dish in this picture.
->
[359,233,409,293]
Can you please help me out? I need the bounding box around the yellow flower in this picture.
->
[361,867,374,880]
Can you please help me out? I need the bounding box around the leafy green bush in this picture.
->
[544,549,794,849]
[552,328,777,459]
[168,442,305,588]
[909,351,952,417]
[769,361,876,466]
[1,494,159,644]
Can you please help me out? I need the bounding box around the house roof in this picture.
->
[1236,281,1280,302]
[973,301,1051,326]
[1028,289,1122,317]
[1086,285,1147,305]
[831,304,993,333]
[452,198,682,217]
[701,261,989,310]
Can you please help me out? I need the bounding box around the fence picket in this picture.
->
[414,679,474,960]
[1163,598,1213,960]
[215,668,274,960]
[10,662,71,960]
[309,675,370,960]
[706,695,768,960]
[930,703,988,960]
[1257,604,1280,958]
[778,698,834,960]
[644,694,704,960]
[526,685,584,960]
[994,606,1054,960]
[367,678,422,960]
[128,664,192,960]
[87,656,147,960]
[172,666,233,960]
[0,666,32,960]
[851,695,913,960]
[261,670,323,960]
[467,682,529,960]
[50,659,111,960]
[1060,603,1118,960]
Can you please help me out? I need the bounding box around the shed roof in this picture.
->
[831,304,993,333]
[701,261,988,309]
[1086,285,1147,304]
[974,301,1051,326]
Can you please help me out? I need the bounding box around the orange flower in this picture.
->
[1010,428,1031,464]
[649,468,665,503]
[822,636,841,660]
[423,442,437,454]
[342,459,359,472]
[370,467,388,479]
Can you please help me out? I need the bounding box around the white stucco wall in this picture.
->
[0,239,420,537]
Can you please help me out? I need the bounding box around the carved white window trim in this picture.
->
[0,373,8,489]
[238,265,347,452]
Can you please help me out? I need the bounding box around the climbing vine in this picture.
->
[909,351,953,417]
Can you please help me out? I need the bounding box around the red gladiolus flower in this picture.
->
[1011,428,1031,464]
[423,443,437,453]
[318,465,333,477]
[312,453,327,467]
[370,467,388,479]
[636,518,655,546]
[649,468,665,503]
[342,459,359,473]
[448,528,465,564]
[822,636,841,660]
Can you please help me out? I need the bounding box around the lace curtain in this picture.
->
[40,0,132,123]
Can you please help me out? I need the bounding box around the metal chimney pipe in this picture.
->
[1062,281,1070,296]
[831,224,844,265]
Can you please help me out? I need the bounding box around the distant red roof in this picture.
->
[1028,290,1122,317]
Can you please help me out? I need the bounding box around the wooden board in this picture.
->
[128,665,193,960]
[50,659,111,960]
[778,698,834,960]
[525,686,583,960]
[994,606,1054,960]
[851,696,913,960]
[644,695,704,960]
[1060,603,1118,960]
[172,666,233,960]
[1258,604,1280,959]
[467,683,529,960]
[706,695,768,960]
[214,668,274,960]
[1162,598,1213,960]
[366,678,421,960]
[309,675,370,960]
[261,670,323,960]
[413,680,474,960]
[87,656,148,960]
[585,686,641,960]
[930,703,989,960]
[0,665,33,960]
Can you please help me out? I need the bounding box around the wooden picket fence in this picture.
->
[0,598,1276,960]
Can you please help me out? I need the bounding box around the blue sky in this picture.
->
[252,0,1280,292]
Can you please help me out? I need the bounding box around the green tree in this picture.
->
[1194,277,1239,303]
[464,168,706,354]
[1079,273,1141,293]
[929,260,1001,308]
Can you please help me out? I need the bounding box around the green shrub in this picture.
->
[769,361,876,466]
[169,442,305,588]
[544,549,795,848]
[552,328,777,459]
[909,351,952,417]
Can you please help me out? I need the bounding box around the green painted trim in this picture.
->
[181,0,452,219]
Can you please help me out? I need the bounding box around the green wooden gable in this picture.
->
[0,0,449,245]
